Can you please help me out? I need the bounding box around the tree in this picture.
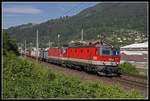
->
[3,32,19,55]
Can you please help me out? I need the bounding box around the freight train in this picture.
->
[25,41,121,76]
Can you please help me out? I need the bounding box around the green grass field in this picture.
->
[3,53,144,99]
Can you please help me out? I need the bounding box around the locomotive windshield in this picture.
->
[101,48,110,55]
[101,48,120,56]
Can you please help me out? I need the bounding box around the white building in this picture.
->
[121,41,148,55]
[120,41,148,69]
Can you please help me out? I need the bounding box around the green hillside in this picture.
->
[4,3,148,48]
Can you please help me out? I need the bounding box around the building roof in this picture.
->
[121,51,148,55]
[121,41,148,49]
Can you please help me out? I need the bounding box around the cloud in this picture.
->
[57,7,66,11]
[3,7,43,14]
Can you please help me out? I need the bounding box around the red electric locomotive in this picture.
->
[46,41,121,76]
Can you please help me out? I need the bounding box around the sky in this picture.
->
[2,2,98,29]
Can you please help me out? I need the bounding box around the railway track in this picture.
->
[123,74,147,80]
[112,76,147,89]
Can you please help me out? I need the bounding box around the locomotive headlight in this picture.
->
[109,58,114,61]
[93,56,97,60]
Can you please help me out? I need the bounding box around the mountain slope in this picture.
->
[5,3,148,48]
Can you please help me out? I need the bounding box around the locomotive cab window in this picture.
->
[112,50,120,55]
[101,48,110,55]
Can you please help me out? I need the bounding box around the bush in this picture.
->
[119,62,139,75]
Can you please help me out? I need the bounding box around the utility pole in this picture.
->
[30,42,32,56]
[99,33,103,45]
[57,34,61,58]
[25,40,26,58]
[36,30,39,62]
[58,34,60,48]
[81,29,83,41]
[49,40,51,48]
[20,43,23,56]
